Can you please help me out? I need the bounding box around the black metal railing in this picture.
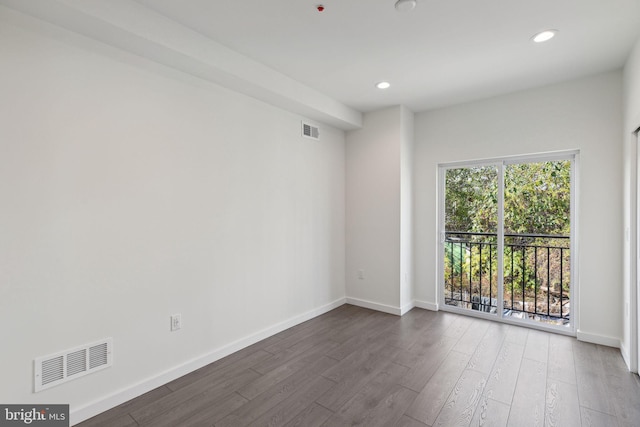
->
[444,231,570,325]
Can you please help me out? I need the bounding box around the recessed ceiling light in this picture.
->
[532,30,558,43]
[376,81,391,89]
[395,0,417,12]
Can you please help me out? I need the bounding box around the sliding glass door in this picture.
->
[439,153,575,332]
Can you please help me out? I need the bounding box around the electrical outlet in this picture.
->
[358,269,364,280]
[170,314,182,331]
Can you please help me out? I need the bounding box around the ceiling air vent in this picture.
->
[34,338,113,392]
[302,121,320,140]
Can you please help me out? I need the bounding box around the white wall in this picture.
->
[0,10,345,422]
[345,107,401,311]
[625,39,640,132]
[346,106,414,313]
[414,71,624,344]
[622,37,640,370]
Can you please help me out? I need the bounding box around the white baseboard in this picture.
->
[345,298,439,316]
[413,299,439,311]
[400,301,415,315]
[620,340,632,371]
[345,297,401,316]
[576,330,620,348]
[70,297,347,425]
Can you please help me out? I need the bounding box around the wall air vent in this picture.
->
[302,121,320,140]
[34,338,113,392]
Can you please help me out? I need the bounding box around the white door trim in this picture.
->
[633,128,639,372]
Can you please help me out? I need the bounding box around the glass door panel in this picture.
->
[443,165,499,314]
[503,161,571,327]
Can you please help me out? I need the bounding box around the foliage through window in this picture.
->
[442,159,572,327]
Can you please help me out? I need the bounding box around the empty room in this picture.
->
[2,0,640,426]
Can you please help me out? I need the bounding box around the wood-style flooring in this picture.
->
[77,305,640,426]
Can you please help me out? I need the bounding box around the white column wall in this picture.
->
[346,106,402,313]
[400,106,415,313]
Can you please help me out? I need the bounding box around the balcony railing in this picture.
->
[444,231,570,326]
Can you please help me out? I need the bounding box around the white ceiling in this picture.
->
[134,0,640,113]
[2,0,639,127]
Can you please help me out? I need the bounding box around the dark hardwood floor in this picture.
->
[77,305,640,426]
